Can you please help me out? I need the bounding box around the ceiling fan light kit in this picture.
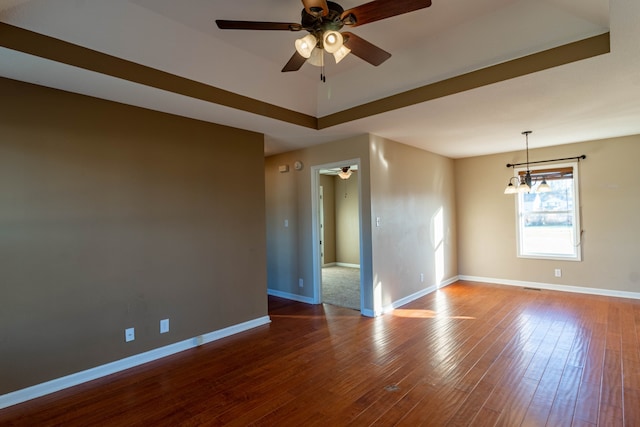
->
[338,166,353,179]
[216,0,432,80]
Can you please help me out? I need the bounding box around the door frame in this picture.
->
[311,158,364,312]
[319,185,325,267]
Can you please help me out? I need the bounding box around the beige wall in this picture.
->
[455,135,640,293]
[369,135,458,310]
[265,134,457,314]
[335,172,361,265]
[317,173,360,266]
[0,78,267,395]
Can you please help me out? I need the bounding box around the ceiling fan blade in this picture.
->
[216,20,302,31]
[341,0,431,27]
[301,0,329,17]
[342,32,391,66]
[282,51,307,72]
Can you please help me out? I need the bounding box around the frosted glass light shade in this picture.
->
[308,47,323,66]
[295,34,317,58]
[333,45,351,63]
[323,30,343,53]
[517,182,530,193]
[537,179,551,193]
[338,169,352,179]
[504,183,517,194]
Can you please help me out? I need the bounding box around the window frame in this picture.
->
[514,161,582,261]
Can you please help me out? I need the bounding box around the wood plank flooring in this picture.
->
[1,281,640,426]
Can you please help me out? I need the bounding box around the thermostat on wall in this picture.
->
[278,164,289,173]
[294,161,303,171]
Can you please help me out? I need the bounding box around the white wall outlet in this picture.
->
[420,273,424,283]
[160,319,169,334]
[284,219,289,228]
[554,268,562,277]
[299,278,304,288]
[125,327,135,342]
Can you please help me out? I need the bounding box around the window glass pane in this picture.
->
[516,163,580,260]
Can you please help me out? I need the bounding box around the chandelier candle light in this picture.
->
[504,131,586,194]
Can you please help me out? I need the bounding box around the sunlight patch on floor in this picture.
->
[392,309,476,320]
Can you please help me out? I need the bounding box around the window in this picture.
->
[516,162,581,261]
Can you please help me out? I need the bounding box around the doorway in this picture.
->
[312,160,363,312]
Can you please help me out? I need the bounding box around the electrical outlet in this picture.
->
[284,219,288,228]
[554,269,562,278]
[160,319,169,334]
[125,327,135,342]
[299,278,304,288]
[420,273,424,283]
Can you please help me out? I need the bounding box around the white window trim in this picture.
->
[515,161,582,261]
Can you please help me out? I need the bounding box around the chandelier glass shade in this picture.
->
[504,131,552,194]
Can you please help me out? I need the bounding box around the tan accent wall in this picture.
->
[455,135,640,292]
[0,77,267,395]
[265,135,372,304]
[369,135,458,310]
[265,135,371,300]
[335,172,361,265]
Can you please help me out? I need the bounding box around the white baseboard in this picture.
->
[458,275,640,300]
[335,263,360,268]
[321,262,360,269]
[0,315,271,410]
[374,275,459,316]
[267,288,315,304]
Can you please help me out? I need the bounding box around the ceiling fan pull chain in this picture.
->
[321,49,326,82]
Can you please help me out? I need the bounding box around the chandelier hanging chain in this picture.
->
[524,131,530,172]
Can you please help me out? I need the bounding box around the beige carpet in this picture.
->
[322,266,360,310]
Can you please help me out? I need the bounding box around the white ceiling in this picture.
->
[1,0,637,159]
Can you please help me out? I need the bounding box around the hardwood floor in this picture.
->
[2,281,639,426]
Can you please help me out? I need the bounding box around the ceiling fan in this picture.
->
[216,0,432,77]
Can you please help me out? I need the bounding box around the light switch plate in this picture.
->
[160,319,169,334]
